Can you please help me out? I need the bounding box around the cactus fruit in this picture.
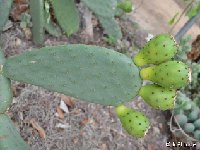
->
[29,0,45,45]
[133,34,178,66]
[115,105,150,138]
[194,119,200,129]
[0,0,13,32]
[139,84,176,110]
[174,114,188,127]
[117,0,133,13]
[194,130,200,140]
[51,0,80,36]
[2,44,142,106]
[0,114,31,150]
[140,61,191,89]
[184,123,195,133]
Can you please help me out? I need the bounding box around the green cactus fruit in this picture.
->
[194,119,200,129]
[117,0,133,13]
[29,0,45,45]
[188,110,199,121]
[133,34,178,66]
[194,130,200,140]
[184,123,195,133]
[0,0,13,32]
[2,44,142,106]
[174,114,188,127]
[140,61,191,89]
[51,0,80,36]
[115,105,150,138]
[139,84,176,110]
[0,114,31,150]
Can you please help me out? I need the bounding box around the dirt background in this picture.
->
[0,0,200,150]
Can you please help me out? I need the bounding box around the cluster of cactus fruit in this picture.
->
[0,34,191,149]
[174,92,200,140]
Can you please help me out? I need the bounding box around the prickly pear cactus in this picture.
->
[115,105,150,137]
[133,34,178,66]
[139,84,176,110]
[140,61,191,89]
[2,44,142,106]
[81,0,122,41]
[0,0,13,32]
[98,16,122,42]
[51,0,80,36]
[0,33,191,145]
[0,114,31,150]
[29,0,45,44]
[0,50,12,113]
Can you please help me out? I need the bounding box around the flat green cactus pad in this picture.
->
[0,114,31,150]
[3,44,142,106]
[0,0,13,32]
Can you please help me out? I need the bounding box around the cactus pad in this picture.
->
[29,0,45,44]
[133,34,178,66]
[139,84,176,110]
[0,114,31,150]
[0,0,13,32]
[51,0,80,36]
[2,44,142,106]
[140,61,191,89]
[115,105,150,138]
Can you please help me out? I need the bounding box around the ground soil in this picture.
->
[0,0,199,150]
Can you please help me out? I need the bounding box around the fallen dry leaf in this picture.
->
[56,106,65,119]
[80,118,92,126]
[61,95,75,107]
[30,119,46,139]
[60,100,69,113]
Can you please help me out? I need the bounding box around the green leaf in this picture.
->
[187,1,200,18]
[168,12,179,25]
